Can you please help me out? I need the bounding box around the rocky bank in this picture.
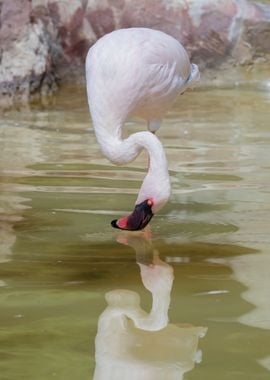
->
[0,0,269,109]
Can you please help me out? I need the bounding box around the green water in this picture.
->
[0,85,270,379]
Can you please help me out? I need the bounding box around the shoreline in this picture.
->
[0,0,270,110]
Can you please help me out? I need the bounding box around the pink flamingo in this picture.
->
[86,28,199,230]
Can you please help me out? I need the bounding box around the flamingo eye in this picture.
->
[147,199,153,207]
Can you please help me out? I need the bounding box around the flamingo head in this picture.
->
[111,199,154,231]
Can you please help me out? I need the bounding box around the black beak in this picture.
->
[111,199,154,231]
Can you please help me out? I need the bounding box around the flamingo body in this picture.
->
[86,28,199,230]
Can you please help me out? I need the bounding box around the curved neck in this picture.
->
[94,123,171,212]
[99,289,170,332]
[128,290,170,331]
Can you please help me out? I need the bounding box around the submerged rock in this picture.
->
[0,0,270,109]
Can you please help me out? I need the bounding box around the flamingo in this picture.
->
[93,233,207,380]
[85,28,199,231]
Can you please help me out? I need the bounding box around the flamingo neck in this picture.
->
[148,291,171,326]
[129,290,170,331]
[94,124,171,213]
[99,289,170,332]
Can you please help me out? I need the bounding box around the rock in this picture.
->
[0,0,270,109]
[0,0,56,109]
[242,2,270,58]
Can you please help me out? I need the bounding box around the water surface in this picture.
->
[0,85,270,379]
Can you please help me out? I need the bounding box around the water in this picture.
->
[0,84,270,379]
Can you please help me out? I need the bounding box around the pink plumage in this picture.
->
[86,28,199,230]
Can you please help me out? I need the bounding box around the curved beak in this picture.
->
[111,199,154,231]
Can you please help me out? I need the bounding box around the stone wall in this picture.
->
[0,0,270,108]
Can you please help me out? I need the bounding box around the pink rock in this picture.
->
[0,0,31,49]
[0,0,270,108]
[0,0,55,109]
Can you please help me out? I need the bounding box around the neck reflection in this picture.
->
[93,231,207,380]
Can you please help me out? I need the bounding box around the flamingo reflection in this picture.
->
[93,231,207,380]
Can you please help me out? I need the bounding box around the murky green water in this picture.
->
[0,84,270,379]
